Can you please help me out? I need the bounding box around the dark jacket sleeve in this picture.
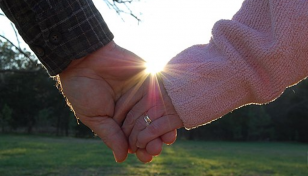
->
[0,0,114,76]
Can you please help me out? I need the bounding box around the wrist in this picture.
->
[61,40,116,74]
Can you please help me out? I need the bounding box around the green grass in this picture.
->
[0,134,307,176]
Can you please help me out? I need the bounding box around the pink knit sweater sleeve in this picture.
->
[162,0,308,129]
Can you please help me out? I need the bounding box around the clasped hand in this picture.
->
[57,41,183,163]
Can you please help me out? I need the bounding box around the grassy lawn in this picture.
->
[0,134,307,176]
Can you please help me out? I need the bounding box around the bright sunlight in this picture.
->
[145,61,166,75]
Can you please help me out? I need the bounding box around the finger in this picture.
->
[124,76,164,152]
[113,76,148,125]
[161,129,177,145]
[128,109,165,153]
[141,131,176,157]
[136,148,153,163]
[136,115,183,149]
[125,98,165,152]
[121,99,150,138]
[118,75,161,129]
[79,115,128,162]
[128,114,149,153]
[145,138,163,156]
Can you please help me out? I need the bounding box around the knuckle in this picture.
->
[147,122,160,136]
[126,110,136,126]
[135,118,146,130]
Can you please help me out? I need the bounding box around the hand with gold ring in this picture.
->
[114,74,183,163]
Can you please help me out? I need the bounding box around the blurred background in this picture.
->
[0,0,307,175]
[1,0,307,142]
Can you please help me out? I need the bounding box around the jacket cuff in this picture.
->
[1,0,113,76]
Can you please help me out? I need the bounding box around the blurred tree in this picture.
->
[0,39,76,135]
[0,39,38,72]
[267,80,308,142]
[0,104,12,132]
[246,106,274,141]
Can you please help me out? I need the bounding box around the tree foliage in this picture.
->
[0,104,12,132]
[0,39,79,135]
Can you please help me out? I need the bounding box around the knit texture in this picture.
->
[163,0,308,129]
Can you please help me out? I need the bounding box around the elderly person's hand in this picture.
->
[57,41,146,162]
[114,75,183,163]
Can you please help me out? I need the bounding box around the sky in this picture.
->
[0,0,244,70]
